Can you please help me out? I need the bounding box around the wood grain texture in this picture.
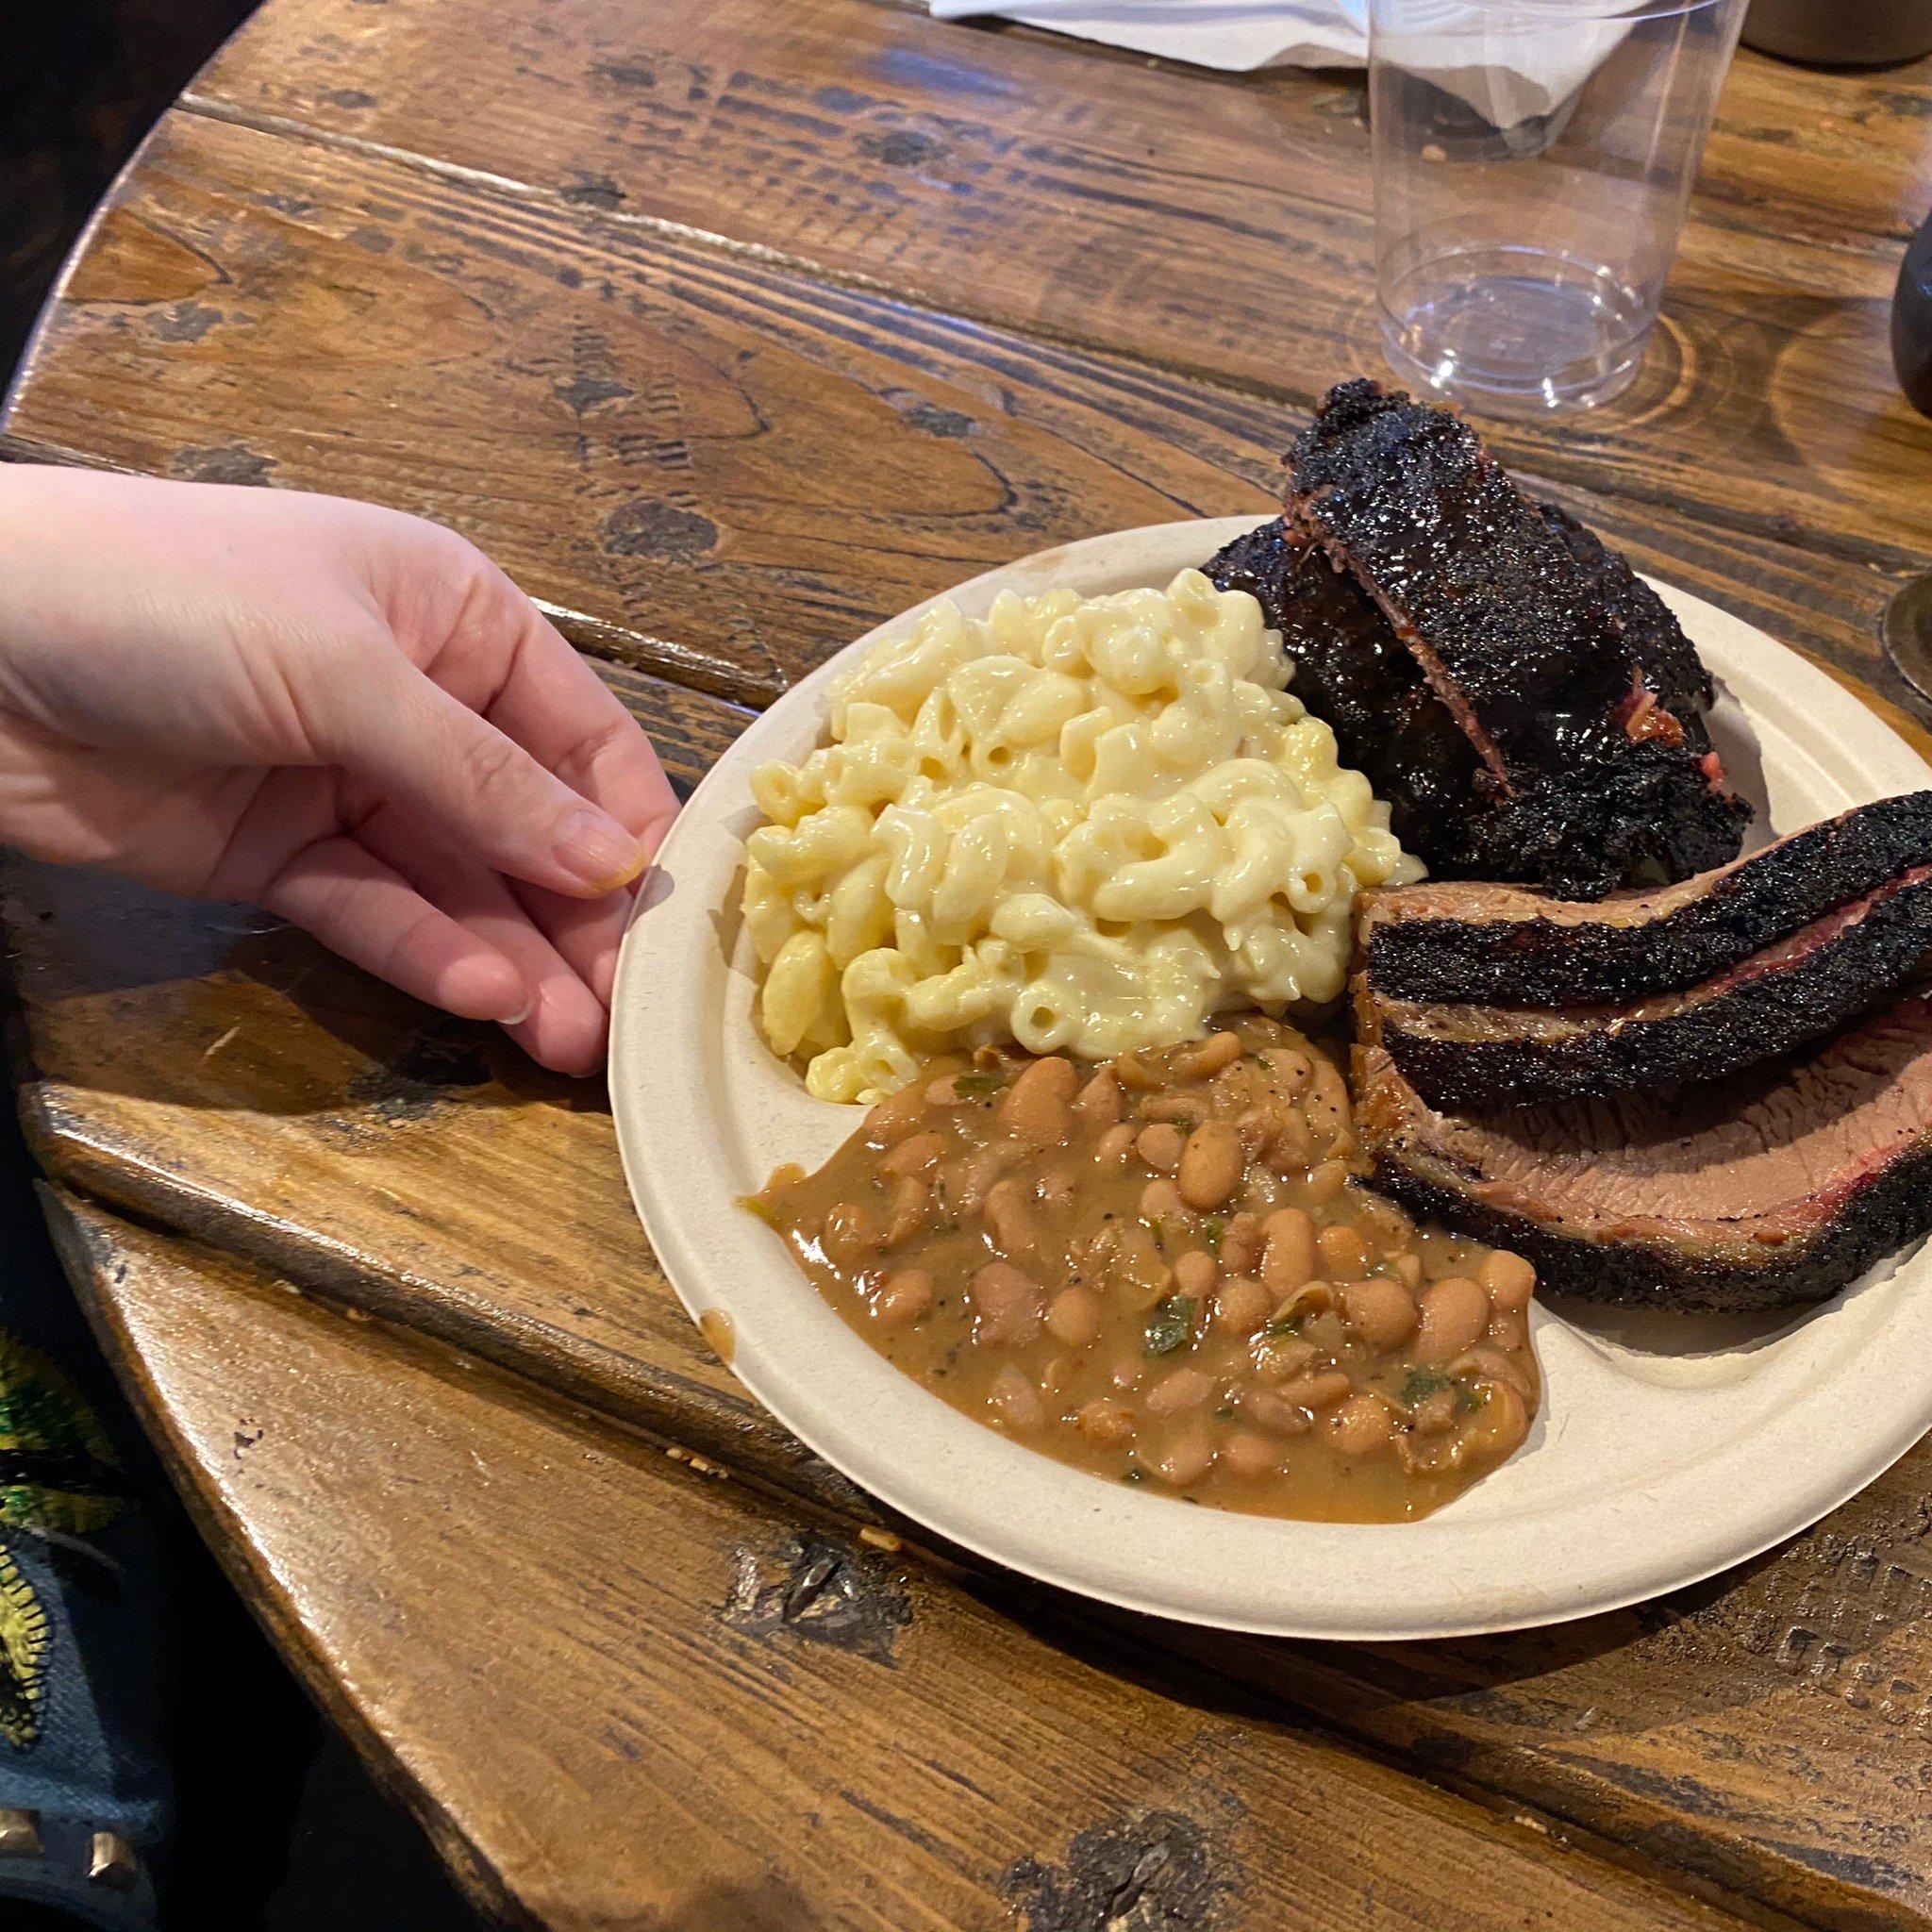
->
[4,104,1927,719]
[172,0,1932,562]
[46,1188,1758,1932]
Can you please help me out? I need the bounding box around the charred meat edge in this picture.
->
[1364,791,1932,1007]
[1281,379,1747,897]
[1353,999,1932,1314]
[1369,863,1932,1110]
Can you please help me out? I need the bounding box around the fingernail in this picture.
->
[557,808,644,891]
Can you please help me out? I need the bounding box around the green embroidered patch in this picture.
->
[0,1333,125,1538]
[0,1543,48,1750]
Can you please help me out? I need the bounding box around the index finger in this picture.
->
[468,578,681,858]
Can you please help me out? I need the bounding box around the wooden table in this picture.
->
[8,5,1932,1927]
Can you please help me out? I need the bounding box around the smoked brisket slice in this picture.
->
[1363,859,1932,1109]
[1355,994,1932,1313]
[1274,379,1750,897]
[1363,792,1932,1006]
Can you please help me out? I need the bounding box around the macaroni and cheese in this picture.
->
[743,568,1421,1103]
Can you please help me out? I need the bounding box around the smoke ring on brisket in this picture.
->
[1354,995,1932,1314]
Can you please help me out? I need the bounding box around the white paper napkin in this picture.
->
[929,0,1369,73]
[926,1,1629,130]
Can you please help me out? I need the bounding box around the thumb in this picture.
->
[321,649,646,898]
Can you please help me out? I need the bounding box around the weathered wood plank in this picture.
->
[169,0,1932,564]
[6,108,1928,720]
[45,1189,1758,1932]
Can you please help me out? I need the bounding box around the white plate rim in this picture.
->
[610,516,1932,1640]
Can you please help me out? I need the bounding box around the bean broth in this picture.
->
[750,1017,1540,1522]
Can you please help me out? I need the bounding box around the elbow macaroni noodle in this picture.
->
[743,568,1422,1103]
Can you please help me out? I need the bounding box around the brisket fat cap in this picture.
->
[1362,791,1932,1007]
[1282,378,1750,897]
[1354,993,1932,1314]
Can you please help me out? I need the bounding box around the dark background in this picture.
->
[4,6,486,1925]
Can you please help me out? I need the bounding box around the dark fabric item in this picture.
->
[0,0,258,371]
[0,1237,170,1926]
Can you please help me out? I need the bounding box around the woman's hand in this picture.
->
[0,467,679,1074]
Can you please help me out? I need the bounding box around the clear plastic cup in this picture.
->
[1369,0,1746,415]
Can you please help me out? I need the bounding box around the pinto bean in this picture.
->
[1076,1397,1135,1448]
[1240,1385,1313,1435]
[1212,1274,1274,1334]
[1340,1278,1419,1352]
[1096,1123,1137,1168]
[1487,1311,1530,1352]
[1414,1277,1491,1366]
[1305,1158,1351,1206]
[1178,1121,1244,1210]
[1172,1030,1242,1079]
[1172,1249,1218,1299]
[1253,1335,1318,1384]
[1070,1066,1118,1124]
[1221,1211,1264,1275]
[1144,1367,1213,1414]
[988,1365,1044,1431]
[821,1201,872,1269]
[1140,1177,1185,1224]
[1221,1430,1285,1479]
[1038,1169,1074,1214]
[1479,1249,1538,1313]
[1152,1423,1217,1486]
[1263,1046,1312,1094]
[866,1082,931,1142]
[1465,1376,1530,1457]
[1140,1093,1205,1124]
[1316,1224,1369,1278]
[999,1055,1076,1143]
[1233,1107,1277,1161]
[1046,1286,1103,1348]
[1260,1208,1316,1294]
[882,1174,929,1245]
[984,1177,1035,1256]
[1136,1123,1185,1174]
[1276,1369,1354,1412]
[971,1261,1043,1345]
[1307,1054,1351,1140]
[882,1131,944,1178]
[1331,1392,1397,1457]
[873,1268,933,1328]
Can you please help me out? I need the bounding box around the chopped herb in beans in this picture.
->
[1400,1367,1453,1407]
[1144,1296,1196,1356]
